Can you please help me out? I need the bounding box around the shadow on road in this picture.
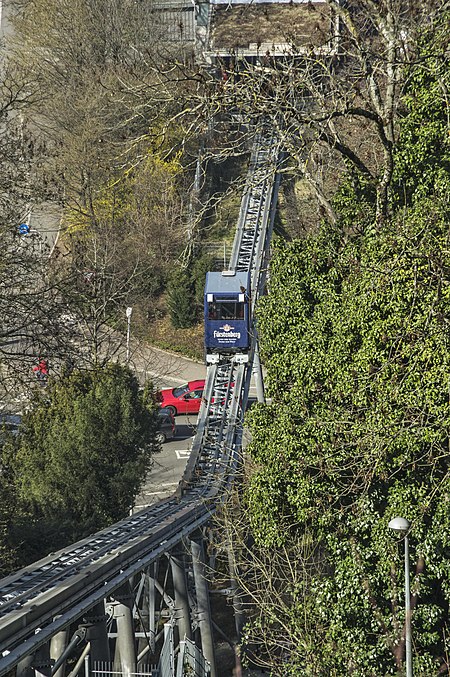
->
[175,420,197,440]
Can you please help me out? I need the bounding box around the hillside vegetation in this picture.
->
[237,11,450,677]
[2,1,450,673]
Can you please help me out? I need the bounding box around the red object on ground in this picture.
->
[33,359,49,380]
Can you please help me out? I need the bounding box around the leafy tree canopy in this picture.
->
[8,364,158,561]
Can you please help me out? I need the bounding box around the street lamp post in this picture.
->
[388,516,412,677]
[126,307,133,364]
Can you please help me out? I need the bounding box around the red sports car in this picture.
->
[157,380,205,416]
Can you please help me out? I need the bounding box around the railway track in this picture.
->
[0,127,282,677]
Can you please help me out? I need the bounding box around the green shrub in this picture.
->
[167,267,196,328]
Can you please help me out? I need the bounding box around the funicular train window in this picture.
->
[208,301,244,320]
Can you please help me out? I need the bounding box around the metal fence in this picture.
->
[158,624,175,677]
[90,634,210,677]
[91,663,158,677]
[176,639,210,677]
[150,5,196,43]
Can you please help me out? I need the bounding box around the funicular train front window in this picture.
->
[208,301,244,320]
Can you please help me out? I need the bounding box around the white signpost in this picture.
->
[126,307,133,364]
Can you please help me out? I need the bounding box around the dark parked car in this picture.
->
[0,414,22,454]
[0,413,21,435]
[156,407,176,443]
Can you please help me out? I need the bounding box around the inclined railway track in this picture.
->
[0,126,281,676]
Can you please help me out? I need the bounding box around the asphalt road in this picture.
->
[135,413,200,508]
[132,349,258,509]
[128,345,204,508]
[0,0,11,40]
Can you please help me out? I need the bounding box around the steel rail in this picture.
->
[0,126,281,677]
[0,499,187,615]
[0,365,245,666]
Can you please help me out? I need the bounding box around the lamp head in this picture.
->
[388,516,410,533]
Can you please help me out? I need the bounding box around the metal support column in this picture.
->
[191,539,216,677]
[252,340,265,403]
[170,553,192,644]
[228,543,245,677]
[33,643,52,677]
[111,584,137,676]
[227,546,245,640]
[84,602,110,666]
[135,563,158,659]
[146,564,157,654]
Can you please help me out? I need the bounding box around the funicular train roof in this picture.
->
[205,270,250,295]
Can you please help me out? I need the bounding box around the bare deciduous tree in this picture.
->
[152,0,448,227]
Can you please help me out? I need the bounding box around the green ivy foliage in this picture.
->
[393,15,450,205]
[244,17,450,675]
[247,195,450,676]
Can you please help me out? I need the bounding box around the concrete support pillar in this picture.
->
[16,655,34,677]
[170,553,192,644]
[50,624,69,677]
[190,540,216,677]
[111,585,137,676]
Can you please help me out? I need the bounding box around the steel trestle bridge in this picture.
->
[0,127,282,677]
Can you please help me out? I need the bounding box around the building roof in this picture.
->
[207,1,333,57]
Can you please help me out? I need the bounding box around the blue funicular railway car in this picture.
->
[204,269,251,364]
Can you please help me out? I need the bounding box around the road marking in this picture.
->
[142,483,180,496]
[148,482,180,489]
[175,450,191,459]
